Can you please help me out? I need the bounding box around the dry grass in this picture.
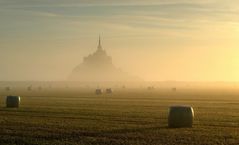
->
[0,88,238,145]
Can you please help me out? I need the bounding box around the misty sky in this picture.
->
[0,0,239,81]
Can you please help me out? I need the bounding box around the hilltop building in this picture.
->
[68,36,141,82]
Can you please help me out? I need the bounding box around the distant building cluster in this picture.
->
[68,36,141,82]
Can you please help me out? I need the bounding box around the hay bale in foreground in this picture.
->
[168,106,194,128]
[106,88,113,94]
[95,89,103,95]
[6,96,21,108]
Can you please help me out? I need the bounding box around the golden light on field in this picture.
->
[0,2,239,144]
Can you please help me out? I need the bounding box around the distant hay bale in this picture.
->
[6,96,20,108]
[147,86,155,90]
[95,89,103,95]
[172,87,177,92]
[27,86,32,91]
[106,88,113,94]
[5,87,11,91]
[38,86,42,91]
[168,106,194,128]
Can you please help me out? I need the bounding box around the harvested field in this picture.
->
[0,88,238,145]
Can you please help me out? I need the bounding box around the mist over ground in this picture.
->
[0,0,239,82]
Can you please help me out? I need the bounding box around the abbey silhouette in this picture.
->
[68,36,140,82]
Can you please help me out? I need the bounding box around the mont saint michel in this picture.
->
[68,37,141,82]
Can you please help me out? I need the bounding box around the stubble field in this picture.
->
[0,88,238,145]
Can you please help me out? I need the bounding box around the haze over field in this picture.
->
[0,0,239,81]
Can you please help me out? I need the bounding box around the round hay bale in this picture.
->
[95,89,103,95]
[168,106,194,128]
[27,86,32,91]
[147,86,155,90]
[5,87,11,91]
[172,87,177,92]
[6,96,20,108]
[106,88,113,94]
[38,86,42,91]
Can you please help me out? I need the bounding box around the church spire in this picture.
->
[97,35,102,50]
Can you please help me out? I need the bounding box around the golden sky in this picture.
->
[0,0,239,81]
